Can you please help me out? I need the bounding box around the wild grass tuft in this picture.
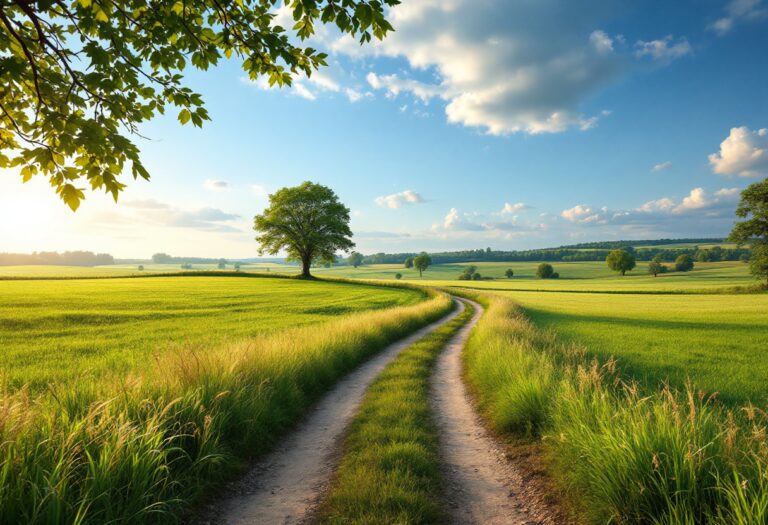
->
[318,302,473,525]
[0,289,453,524]
[458,290,768,524]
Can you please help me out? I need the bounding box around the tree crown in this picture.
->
[253,182,354,274]
[1,0,397,209]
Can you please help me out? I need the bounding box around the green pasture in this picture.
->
[0,276,422,387]
[495,290,768,405]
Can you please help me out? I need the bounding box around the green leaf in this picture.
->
[178,108,191,125]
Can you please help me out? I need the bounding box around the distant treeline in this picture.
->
[151,253,228,264]
[357,241,750,265]
[559,238,727,249]
[0,251,114,266]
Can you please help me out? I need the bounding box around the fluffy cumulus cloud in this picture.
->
[709,126,768,177]
[561,205,599,223]
[557,187,742,235]
[501,202,529,214]
[354,0,625,135]
[634,36,692,62]
[709,0,767,35]
[374,190,425,209]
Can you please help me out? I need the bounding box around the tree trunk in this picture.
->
[301,256,312,278]
[419,268,423,278]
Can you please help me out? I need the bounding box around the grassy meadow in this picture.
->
[460,291,768,524]
[499,291,768,405]
[0,275,422,388]
[0,272,453,524]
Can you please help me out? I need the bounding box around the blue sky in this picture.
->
[2,0,768,258]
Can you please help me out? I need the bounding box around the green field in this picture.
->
[0,275,423,387]
[491,291,768,405]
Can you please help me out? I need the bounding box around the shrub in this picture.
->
[536,263,554,279]
[551,272,559,279]
[138,265,144,271]
[395,273,402,280]
[505,269,514,278]
[675,254,694,272]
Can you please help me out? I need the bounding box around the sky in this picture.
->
[2,0,768,258]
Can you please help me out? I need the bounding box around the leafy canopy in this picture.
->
[253,181,353,277]
[606,249,636,276]
[413,252,431,277]
[729,178,768,283]
[0,0,398,210]
[348,251,363,268]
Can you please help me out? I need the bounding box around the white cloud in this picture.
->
[708,126,768,177]
[355,1,622,135]
[501,202,529,214]
[652,161,673,172]
[203,179,229,191]
[709,0,767,35]
[674,187,710,213]
[637,197,675,212]
[589,30,615,54]
[634,36,692,62]
[561,205,598,222]
[715,187,741,199]
[374,190,425,209]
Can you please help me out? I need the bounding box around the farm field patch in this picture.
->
[497,290,768,405]
[0,276,423,387]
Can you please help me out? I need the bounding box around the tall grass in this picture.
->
[0,289,453,524]
[318,302,473,525]
[459,291,768,524]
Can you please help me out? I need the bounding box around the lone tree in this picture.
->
[648,260,664,277]
[254,182,353,278]
[536,263,554,279]
[505,269,514,278]
[1,0,397,210]
[606,249,636,276]
[217,259,226,269]
[675,254,694,272]
[413,252,432,278]
[395,273,402,280]
[404,257,414,269]
[729,178,768,285]
[348,252,364,268]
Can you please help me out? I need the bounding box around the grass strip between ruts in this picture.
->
[317,300,474,525]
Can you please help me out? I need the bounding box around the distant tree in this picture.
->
[404,257,414,269]
[505,269,514,278]
[138,265,144,271]
[740,253,751,263]
[472,272,482,280]
[217,259,226,269]
[536,263,554,279]
[675,254,694,272]
[234,262,241,271]
[729,178,768,285]
[152,253,173,264]
[551,272,559,279]
[606,249,636,276]
[458,265,478,280]
[648,260,664,277]
[181,263,193,270]
[348,252,364,268]
[395,273,402,280]
[413,252,432,278]
[695,249,711,263]
[254,182,354,278]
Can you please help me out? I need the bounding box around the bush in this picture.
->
[137,265,144,271]
[675,254,694,272]
[536,263,554,279]
[395,273,402,280]
[551,272,559,279]
[505,269,514,278]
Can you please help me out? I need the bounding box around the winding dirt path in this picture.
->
[431,299,547,525]
[192,301,464,525]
